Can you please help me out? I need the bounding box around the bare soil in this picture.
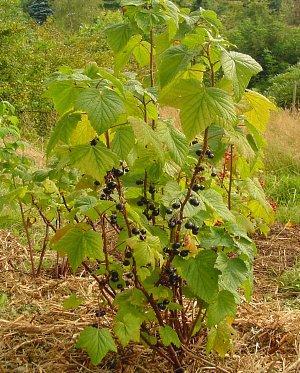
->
[0,223,299,373]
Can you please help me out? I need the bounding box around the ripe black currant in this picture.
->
[131,227,140,235]
[140,229,147,235]
[149,185,156,194]
[163,299,170,305]
[139,234,146,241]
[172,242,181,250]
[148,203,155,210]
[152,208,160,216]
[192,184,201,192]
[116,203,124,211]
[124,167,129,173]
[199,185,205,191]
[176,219,182,225]
[90,138,98,146]
[172,201,181,209]
[157,303,166,311]
[137,199,144,206]
[107,181,117,189]
[185,221,194,229]
[189,198,200,207]
[117,284,123,289]
[136,179,144,185]
[123,259,130,266]
[211,171,217,177]
[165,207,173,214]
[94,180,101,186]
[163,247,170,254]
[113,168,124,177]
[191,139,198,145]
[125,251,132,258]
[168,220,176,228]
[103,187,112,195]
[192,226,199,235]
[195,149,202,156]
[180,250,189,257]
[111,276,119,282]
[100,193,106,200]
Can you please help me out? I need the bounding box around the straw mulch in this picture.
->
[0,223,299,373]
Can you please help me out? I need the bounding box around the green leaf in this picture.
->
[207,290,237,327]
[75,88,124,135]
[221,51,262,101]
[156,121,189,166]
[127,235,162,268]
[216,253,248,294]
[133,41,151,67]
[74,196,98,213]
[159,326,181,347]
[200,189,236,223]
[54,226,103,271]
[47,80,79,115]
[159,45,193,87]
[47,112,81,155]
[62,293,83,310]
[70,142,119,181]
[111,125,135,160]
[0,293,8,309]
[76,327,117,365]
[115,35,142,73]
[114,314,141,347]
[106,23,133,53]
[206,320,234,357]
[174,250,219,302]
[162,79,236,140]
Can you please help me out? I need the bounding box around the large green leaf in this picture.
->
[47,80,79,115]
[70,142,119,181]
[159,326,181,347]
[216,253,248,294]
[162,79,236,140]
[75,88,124,135]
[133,41,151,67]
[156,121,188,166]
[106,23,133,53]
[221,51,262,101]
[127,235,162,268]
[200,189,236,223]
[207,290,237,327]
[76,327,117,365]
[174,250,219,302]
[114,314,141,347]
[159,45,193,87]
[47,112,81,155]
[111,125,135,160]
[54,226,103,271]
[115,35,142,73]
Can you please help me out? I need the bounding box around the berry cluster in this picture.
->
[136,181,159,221]
[131,226,147,241]
[110,270,124,290]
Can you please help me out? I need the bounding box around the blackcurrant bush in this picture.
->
[136,179,144,185]
[180,250,189,257]
[172,202,181,209]
[123,259,130,266]
[189,198,200,207]
[131,227,140,235]
[185,221,194,229]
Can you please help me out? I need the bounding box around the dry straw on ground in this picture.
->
[0,223,299,373]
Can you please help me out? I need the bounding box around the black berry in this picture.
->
[172,242,181,250]
[95,309,106,317]
[116,203,124,211]
[90,138,98,146]
[157,303,166,311]
[192,184,201,192]
[165,208,173,214]
[140,229,147,235]
[211,172,217,177]
[149,185,156,194]
[189,198,200,207]
[125,251,132,258]
[131,227,140,235]
[139,234,146,241]
[152,208,160,216]
[168,220,176,228]
[117,284,123,289]
[136,179,144,185]
[207,152,215,159]
[107,181,117,189]
[103,187,112,195]
[172,202,181,209]
[191,140,198,145]
[113,168,124,177]
[148,203,155,210]
[94,180,101,186]
[180,250,189,257]
[192,226,199,235]
[196,149,202,156]
[185,221,194,229]
[123,259,130,266]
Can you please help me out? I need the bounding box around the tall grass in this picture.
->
[264,110,300,223]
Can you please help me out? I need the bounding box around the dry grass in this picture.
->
[0,224,300,372]
[265,110,300,174]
